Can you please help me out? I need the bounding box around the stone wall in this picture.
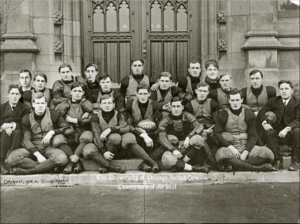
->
[1,0,82,89]
[1,0,299,91]
[210,0,299,91]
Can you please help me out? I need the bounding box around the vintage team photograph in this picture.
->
[0,0,299,223]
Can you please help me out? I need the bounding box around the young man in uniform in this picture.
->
[1,84,30,174]
[55,82,94,173]
[258,80,299,171]
[149,97,210,173]
[177,60,202,98]
[204,59,221,91]
[241,69,276,116]
[7,92,71,175]
[126,86,162,171]
[150,72,189,116]
[51,63,87,108]
[184,82,219,169]
[214,89,275,172]
[208,71,233,109]
[23,73,53,109]
[120,58,153,101]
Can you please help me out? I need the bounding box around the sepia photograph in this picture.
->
[0,0,299,223]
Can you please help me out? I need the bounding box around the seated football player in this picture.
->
[208,71,233,109]
[1,84,30,175]
[149,97,210,173]
[83,63,124,112]
[241,69,277,145]
[120,58,154,102]
[51,63,87,108]
[55,82,94,174]
[150,72,190,116]
[241,69,276,116]
[23,73,53,109]
[126,86,162,171]
[91,95,159,173]
[214,88,275,172]
[184,82,220,168]
[7,92,72,175]
[177,60,202,98]
[258,80,299,171]
[204,59,221,91]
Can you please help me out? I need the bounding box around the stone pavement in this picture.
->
[1,183,299,223]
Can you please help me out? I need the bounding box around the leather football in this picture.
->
[137,120,157,132]
[265,111,276,125]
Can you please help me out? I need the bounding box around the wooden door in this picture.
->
[81,0,201,83]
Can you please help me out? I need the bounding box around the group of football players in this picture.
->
[1,58,299,175]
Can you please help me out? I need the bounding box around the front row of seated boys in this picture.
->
[1,63,299,175]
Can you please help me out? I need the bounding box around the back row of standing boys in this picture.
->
[1,59,299,175]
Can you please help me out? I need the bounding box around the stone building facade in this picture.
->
[1,0,299,91]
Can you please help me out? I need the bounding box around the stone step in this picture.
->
[81,158,143,171]
[1,170,298,188]
[80,157,293,171]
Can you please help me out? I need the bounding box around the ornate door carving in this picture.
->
[81,0,201,83]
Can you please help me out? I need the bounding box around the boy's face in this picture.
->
[100,77,112,92]
[219,75,232,91]
[279,83,293,100]
[131,60,144,75]
[171,101,184,116]
[8,88,21,105]
[33,97,47,115]
[19,72,31,87]
[85,66,98,83]
[100,97,115,112]
[137,89,150,104]
[195,86,210,101]
[60,67,72,81]
[228,93,243,110]
[158,76,171,90]
[71,86,85,101]
[206,64,219,80]
[188,62,201,78]
[34,76,46,91]
[250,72,263,89]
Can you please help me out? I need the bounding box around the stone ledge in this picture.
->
[81,157,293,171]
[1,170,298,188]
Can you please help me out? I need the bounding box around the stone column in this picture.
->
[1,0,40,79]
[241,0,283,88]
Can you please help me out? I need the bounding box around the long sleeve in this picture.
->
[158,117,177,151]
[22,115,38,154]
[90,115,105,154]
[50,110,71,134]
[184,112,203,137]
[214,109,231,148]
[244,109,257,152]
[119,76,130,98]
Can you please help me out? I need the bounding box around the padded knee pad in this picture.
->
[107,133,122,145]
[52,153,68,166]
[52,134,68,148]
[121,133,137,149]
[161,151,178,170]
[82,143,99,159]
[189,135,204,148]
[79,131,94,144]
